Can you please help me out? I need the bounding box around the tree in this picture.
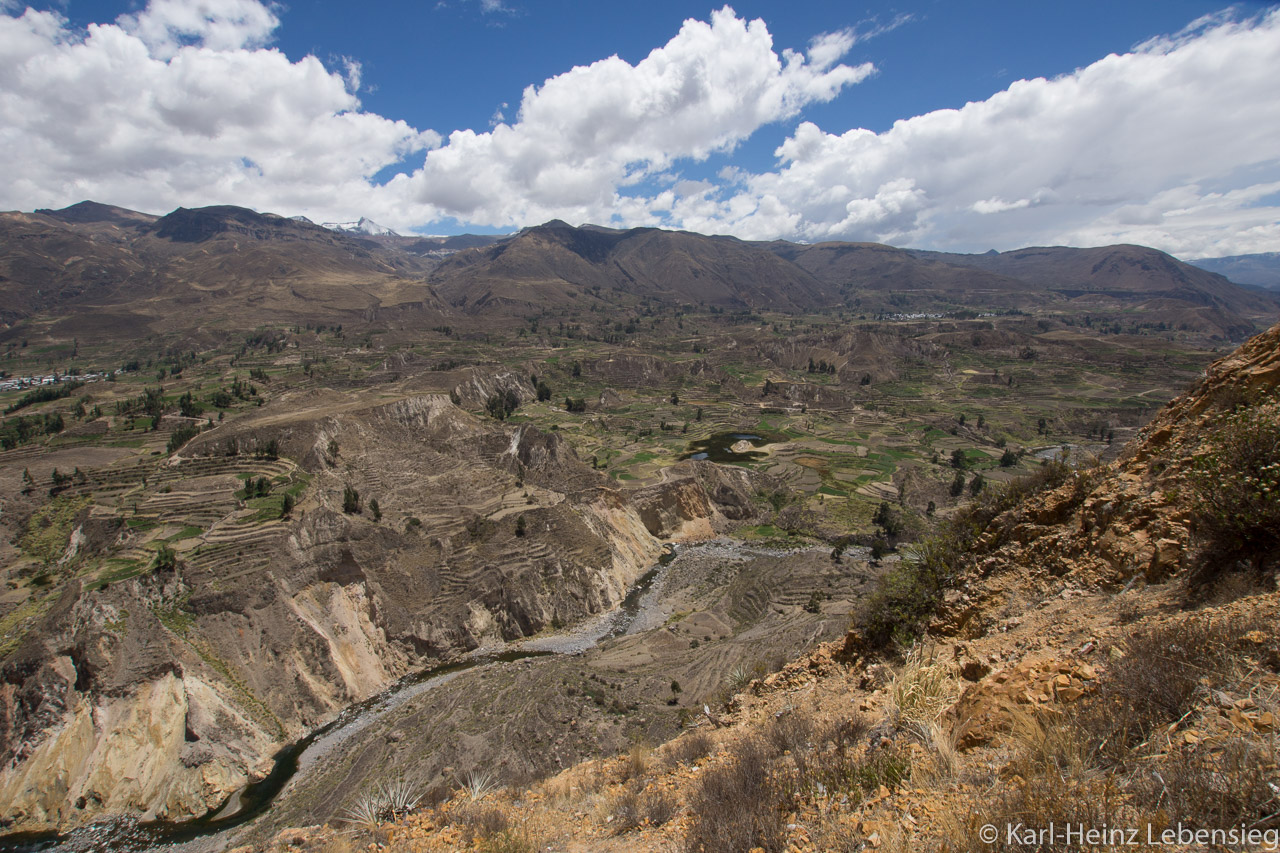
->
[486,389,520,420]
[167,423,200,454]
[342,484,361,514]
[281,492,294,518]
[179,391,203,418]
[872,501,902,539]
[515,515,527,537]
[670,391,680,406]
[1000,448,1018,467]
[926,500,936,517]
[950,471,966,497]
[370,498,382,522]
[154,544,178,572]
[950,449,968,469]
[969,473,985,496]
[536,381,552,402]
[143,387,165,429]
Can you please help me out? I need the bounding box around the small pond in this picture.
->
[680,431,775,463]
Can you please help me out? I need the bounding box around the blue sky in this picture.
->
[3,0,1279,256]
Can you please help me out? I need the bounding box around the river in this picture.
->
[0,547,686,853]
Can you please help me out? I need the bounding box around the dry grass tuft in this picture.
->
[911,720,960,785]
[619,742,651,782]
[890,645,960,727]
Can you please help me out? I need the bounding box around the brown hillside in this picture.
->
[428,221,835,313]
[768,240,1045,311]
[917,244,1279,335]
[0,203,442,339]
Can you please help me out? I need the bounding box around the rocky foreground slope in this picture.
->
[256,324,1280,851]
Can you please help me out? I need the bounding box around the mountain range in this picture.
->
[2,201,1276,342]
[1188,251,1280,290]
[316,217,400,237]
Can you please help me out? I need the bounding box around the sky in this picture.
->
[2,0,1279,258]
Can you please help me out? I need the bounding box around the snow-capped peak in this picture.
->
[319,217,399,237]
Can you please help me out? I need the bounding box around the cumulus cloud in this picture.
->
[677,8,1280,255]
[0,1,435,222]
[119,0,279,58]
[392,7,871,227]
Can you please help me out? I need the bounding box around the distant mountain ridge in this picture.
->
[1,201,1276,341]
[319,216,399,237]
[1187,252,1280,290]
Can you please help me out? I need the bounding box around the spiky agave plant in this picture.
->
[725,665,753,692]
[460,769,496,802]
[340,780,423,830]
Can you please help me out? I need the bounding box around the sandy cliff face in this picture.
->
[0,395,759,832]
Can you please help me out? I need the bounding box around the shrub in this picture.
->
[663,731,713,769]
[946,775,1125,853]
[1071,616,1248,766]
[457,804,508,843]
[1136,739,1279,830]
[684,737,787,853]
[476,829,537,853]
[611,780,676,834]
[856,460,1081,648]
[1189,397,1280,576]
[765,710,815,758]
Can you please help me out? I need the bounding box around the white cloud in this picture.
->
[391,6,871,228]
[674,8,1280,255]
[0,1,435,222]
[972,197,1032,215]
[119,0,280,58]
